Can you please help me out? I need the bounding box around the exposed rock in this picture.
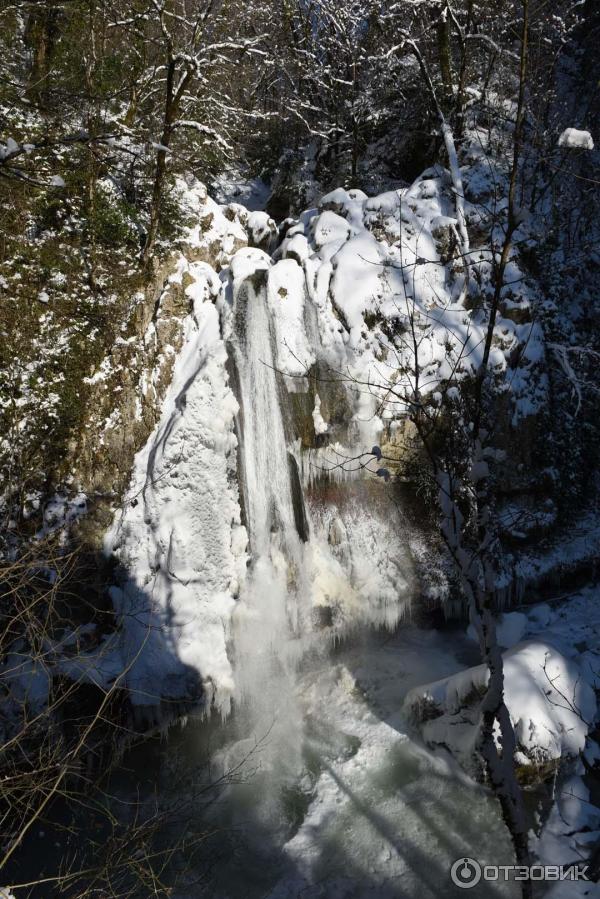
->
[430,214,460,264]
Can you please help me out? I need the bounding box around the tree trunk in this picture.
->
[350,60,359,187]
[454,0,474,136]
[24,2,60,107]
[141,59,177,269]
[473,0,529,436]
[436,3,454,111]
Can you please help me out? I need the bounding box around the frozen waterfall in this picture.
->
[228,259,306,561]
[221,251,315,833]
[99,194,520,899]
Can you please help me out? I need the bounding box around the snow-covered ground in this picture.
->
[264,627,517,899]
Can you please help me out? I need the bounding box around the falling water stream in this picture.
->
[223,264,311,847]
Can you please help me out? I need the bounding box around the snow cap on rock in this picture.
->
[558,128,594,150]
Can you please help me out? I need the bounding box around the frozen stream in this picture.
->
[138,624,518,899]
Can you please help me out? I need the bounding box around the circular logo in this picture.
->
[450,857,482,889]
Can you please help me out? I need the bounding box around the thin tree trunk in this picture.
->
[350,59,359,186]
[142,59,177,268]
[450,0,473,137]
[473,0,529,437]
[436,3,454,110]
[406,39,469,253]
[24,1,59,107]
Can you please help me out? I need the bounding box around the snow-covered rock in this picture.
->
[311,210,352,248]
[104,262,245,718]
[246,210,277,249]
[279,231,310,264]
[181,181,248,268]
[558,128,594,150]
[267,257,316,377]
[229,246,271,284]
[404,639,596,777]
[536,772,600,867]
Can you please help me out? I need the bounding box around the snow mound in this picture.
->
[558,128,594,150]
[404,639,596,772]
[311,210,352,248]
[536,773,600,868]
[247,210,277,248]
[229,246,271,284]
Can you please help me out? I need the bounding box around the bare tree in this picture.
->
[305,5,537,893]
[0,534,254,896]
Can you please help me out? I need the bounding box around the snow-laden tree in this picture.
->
[92,0,271,264]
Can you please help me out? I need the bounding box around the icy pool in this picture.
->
[148,625,519,899]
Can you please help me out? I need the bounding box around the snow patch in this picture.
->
[558,128,594,150]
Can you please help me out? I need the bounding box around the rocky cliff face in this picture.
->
[69,183,249,540]
[86,146,596,725]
